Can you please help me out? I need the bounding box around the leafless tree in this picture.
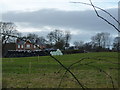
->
[47,29,63,45]
[0,22,19,44]
[47,29,71,49]
[64,31,71,47]
[47,32,54,45]
[113,37,120,51]
[0,22,20,56]
[74,40,84,48]
[91,32,110,49]
[27,33,38,40]
[101,32,111,48]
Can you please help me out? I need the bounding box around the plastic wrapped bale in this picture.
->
[50,51,54,56]
[50,49,63,56]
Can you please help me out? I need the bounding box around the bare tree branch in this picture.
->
[88,0,120,32]
[59,57,115,89]
[86,64,115,90]
[58,57,90,88]
[70,1,120,26]
[0,32,86,89]
[1,1,119,88]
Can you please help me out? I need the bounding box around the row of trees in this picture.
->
[0,22,71,49]
[73,32,120,51]
[0,22,119,51]
[47,30,71,49]
[22,30,71,49]
[74,32,111,50]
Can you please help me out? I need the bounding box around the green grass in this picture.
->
[2,52,119,88]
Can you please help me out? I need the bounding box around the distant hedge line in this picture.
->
[62,50,84,54]
[5,50,86,58]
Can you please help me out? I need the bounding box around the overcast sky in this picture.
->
[1,0,119,45]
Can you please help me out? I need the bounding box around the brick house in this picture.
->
[16,38,46,50]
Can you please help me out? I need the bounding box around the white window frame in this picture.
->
[21,45,24,48]
[18,45,20,48]
[26,44,30,48]
[34,45,36,48]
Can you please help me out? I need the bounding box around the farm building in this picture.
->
[3,38,46,57]
[16,38,46,50]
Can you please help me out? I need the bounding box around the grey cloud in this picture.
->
[3,8,118,32]
[2,8,118,43]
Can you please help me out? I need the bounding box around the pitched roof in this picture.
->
[16,38,46,46]
[28,38,35,44]
[16,39,25,45]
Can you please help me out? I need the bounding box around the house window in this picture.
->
[21,45,24,48]
[18,45,20,48]
[26,44,30,48]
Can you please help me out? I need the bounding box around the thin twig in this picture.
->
[57,56,119,75]
[58,57,89,88]
[59,58,115,89]
[89,0,120,32]
[86,64,115,90]
[70,1,120,26]
[0,32,86,89]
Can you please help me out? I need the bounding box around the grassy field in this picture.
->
[2,52,119,88]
